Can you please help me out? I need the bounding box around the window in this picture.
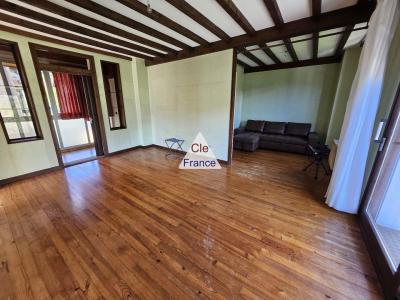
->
[0,41,41,143]
[101,61,126,130]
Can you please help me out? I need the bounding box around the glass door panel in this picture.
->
[361,87,400,298]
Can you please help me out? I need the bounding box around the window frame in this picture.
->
[0,39,42,144]
[100,60,126,130]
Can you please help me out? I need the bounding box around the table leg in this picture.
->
[303,160,315,171]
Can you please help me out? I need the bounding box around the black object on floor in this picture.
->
[303,144,331,179]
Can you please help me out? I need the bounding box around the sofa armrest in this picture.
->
[234,127,246,136]
[308,132,320,146]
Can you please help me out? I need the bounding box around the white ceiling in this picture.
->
[137,0,221,42]
[278,0,312,22]
[186,0,246,37]
[233,0,275,31]
[1,0,369,67]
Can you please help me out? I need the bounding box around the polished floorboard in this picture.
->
[62,147,96,164]
[0,148,382,299]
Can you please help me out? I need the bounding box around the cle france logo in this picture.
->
[179,132,221,169]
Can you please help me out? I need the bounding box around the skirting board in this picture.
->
[0,144,229,186]
[0,166,62,186]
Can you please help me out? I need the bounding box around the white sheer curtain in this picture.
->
[326,0,399,213]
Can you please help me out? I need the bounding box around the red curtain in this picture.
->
[53,72,89,120]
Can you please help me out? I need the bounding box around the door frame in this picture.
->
[359,83,400,299]
[29,43,108,167]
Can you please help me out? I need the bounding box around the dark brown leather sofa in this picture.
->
[233,120,319,154]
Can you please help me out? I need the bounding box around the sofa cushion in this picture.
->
[234,132,261,143]
[285,122,311,137]
[259,141,307,154]
[260,134,307,145]
[263,121,287,134]
[260,134,288,143]
[245,120,265,133]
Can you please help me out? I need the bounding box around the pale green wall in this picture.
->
[363,20,400,189]
[147,50,234,161]
[132,58,153,146]
[239,63,341,141]
[234,65,244,129]
[326,47,362,146]
[0,30,144,180]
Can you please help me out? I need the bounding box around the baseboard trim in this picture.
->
[0,166,62,186]
[105,145,147,157]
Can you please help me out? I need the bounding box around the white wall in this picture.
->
[132,59,153,146]
[234,65,244,129]
[147,50,234,161]
[326,47,361,146]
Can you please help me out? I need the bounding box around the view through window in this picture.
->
[0,42,40,142]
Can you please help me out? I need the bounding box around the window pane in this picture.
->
[0,43,39,141]
[101,61,125,129]
[107,77,121,128]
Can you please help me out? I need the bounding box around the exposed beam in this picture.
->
[312,0,322,18]
[245,56,342,73]
[115,0,208,45]
[283,39,298,62]
[262,0,284,24]
[237,59,251,70]
[312,0,321,59]
[147,4,374,65]
[0,12,151,60]
[19,0,174,54]
[238,47,266,66]
[215,0,255,34]
[0,1,162,58]
[312,34,319,59]
[262,0,298,62]
[258,44,281,64]
[335,25,355,56]
[164,0,230,40]
[65,0,189,50]
[0,24,131,61]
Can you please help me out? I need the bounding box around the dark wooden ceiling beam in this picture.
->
[258,44,281,64]
[237,59,251,70]
[19,0,174,54]
[312,34,319,59]
[262,0,284,25]
[262,0,298,62]
[164,0,230,40]
[283,39,298,62]
[245,56,342,73]
[0,12,152,60]
[312,0,321,59]
[0,1,162,58]
[312,0,322,17]
[147,4,374,65]
[65,0,189,49]
[115,0,208,45]
[0,24,131,61]
[215,0,255,34]
[334,25,355,56]
[238,47,266,66]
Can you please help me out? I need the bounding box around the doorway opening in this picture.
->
[42,71,96,164]
[30,44,107,166]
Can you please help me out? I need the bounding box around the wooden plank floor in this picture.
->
[0,148,382,299]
